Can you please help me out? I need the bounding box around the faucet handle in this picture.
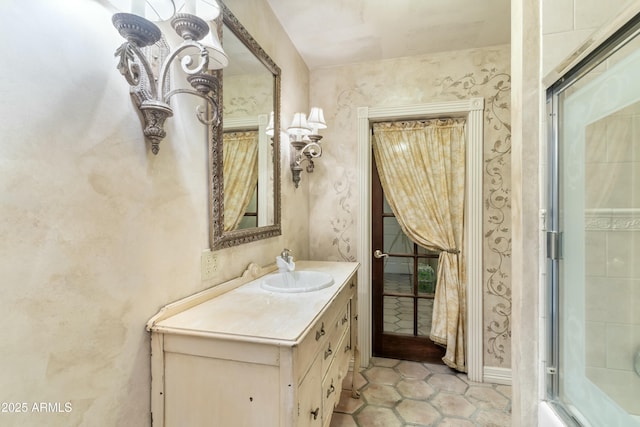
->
[277,248,295,272]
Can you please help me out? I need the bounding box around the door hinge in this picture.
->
[546,366,557,375]
[547,231,562,260]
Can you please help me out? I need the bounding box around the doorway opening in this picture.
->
[356,98,485,380]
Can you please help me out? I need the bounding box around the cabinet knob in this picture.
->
[326,381,336,398]
[315,323,325,341]
[324,343,333,359]
[341,314,348,325]
[311,407,319,420]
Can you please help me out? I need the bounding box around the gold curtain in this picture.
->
[223,130,259,232]
[372,118,466,371]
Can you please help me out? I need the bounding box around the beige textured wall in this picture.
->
[307,45,513,368]
[511,0,541,424]
[0,0,308,425]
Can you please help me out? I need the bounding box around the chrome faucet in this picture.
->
[280,248,292,264]
[277,248,295,273]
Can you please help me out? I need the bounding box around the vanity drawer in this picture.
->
[298,355,323,427]
[321,369,339,424]
[295,281,354,381]
[321,300,350,374]
[335,326,353,383]
[321,327,350,423]
[295,320,329,383]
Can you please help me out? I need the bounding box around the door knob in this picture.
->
[374,249,389,258]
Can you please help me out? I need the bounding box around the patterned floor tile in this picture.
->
[396,378,436,400]
[427,373,469,394]
[396,399,442,425]
[355,406,403,427]
[362,366,402,385]
[465,386,510,411]
[396,361,431,379]
[360,383,402,407]
[329,412,359,427]
[333,358,512,426]
[335,389,365,414]
[430,392,475,418]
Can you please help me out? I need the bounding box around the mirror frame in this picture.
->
[209,1,282,250]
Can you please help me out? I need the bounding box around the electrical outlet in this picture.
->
[201,249,218,280]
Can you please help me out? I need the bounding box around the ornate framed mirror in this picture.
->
[209,1,281,249]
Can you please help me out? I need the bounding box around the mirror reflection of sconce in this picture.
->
[265,111,275,138]
[109,0,228,154]
[287,107,327,188]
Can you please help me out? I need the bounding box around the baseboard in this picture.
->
[483,366,512,385]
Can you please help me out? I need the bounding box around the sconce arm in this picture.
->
[294,141,322,164]
[164,88,220,126]
[157,40,210,101]
[290,140,323,188]
[115,42,159,99]
[112,12,224,156]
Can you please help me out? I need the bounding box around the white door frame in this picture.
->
[356,98,485,381]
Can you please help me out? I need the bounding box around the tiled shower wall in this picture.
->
[542,0,638,76]
[584,103,640,415]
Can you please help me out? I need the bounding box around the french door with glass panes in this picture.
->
[371,154,445,363]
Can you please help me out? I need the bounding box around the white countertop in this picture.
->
[152,261,359,345]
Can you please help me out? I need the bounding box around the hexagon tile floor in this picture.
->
[330,357,512,427]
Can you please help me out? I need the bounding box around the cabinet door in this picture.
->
[298,355,323,427]
[164,353,279,427]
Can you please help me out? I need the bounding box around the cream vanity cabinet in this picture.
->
[147,261,360,427]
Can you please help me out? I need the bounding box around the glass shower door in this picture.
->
[547,18,640,426]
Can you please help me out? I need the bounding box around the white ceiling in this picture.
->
[265,0,511,70]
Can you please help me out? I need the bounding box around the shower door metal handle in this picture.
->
[373,249,388,259]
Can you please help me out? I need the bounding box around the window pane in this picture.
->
[383,257,413,295]
[382,193,393,214]
[383,217,412,254]
[238,216,257,229]
[246,189,258,211]
[417,245,439,256]
[383,296,414,335]
[417,298,433,336]
[417,258,437,295]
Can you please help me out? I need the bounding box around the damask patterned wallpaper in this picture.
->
[308,45,512,368]
[223,74,273,119]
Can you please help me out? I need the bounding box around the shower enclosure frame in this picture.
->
[546,11,640,426]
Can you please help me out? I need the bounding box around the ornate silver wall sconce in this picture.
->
[287,107,327,188]
[110,0,228,154]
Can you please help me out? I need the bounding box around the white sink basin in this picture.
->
[261,271,334,293]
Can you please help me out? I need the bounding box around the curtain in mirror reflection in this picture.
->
[223,130,259,231]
